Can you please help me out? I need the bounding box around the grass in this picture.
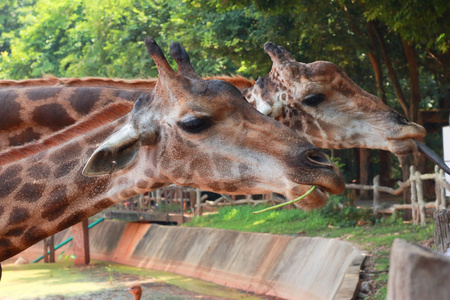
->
[184,195,435,299]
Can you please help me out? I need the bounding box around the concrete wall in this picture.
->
[18,220,364,300]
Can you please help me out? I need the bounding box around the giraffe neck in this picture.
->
[0,102,133,165]
[0,115,165,261]
[0,86,144,151]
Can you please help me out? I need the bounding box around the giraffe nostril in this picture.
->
[305,150,333,167]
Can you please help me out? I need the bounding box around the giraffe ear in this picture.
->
[82,123,158,177]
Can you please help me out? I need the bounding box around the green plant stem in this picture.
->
[253,186,316,214]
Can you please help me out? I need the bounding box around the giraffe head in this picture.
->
[83,38,344,209]
[244,42,426,156]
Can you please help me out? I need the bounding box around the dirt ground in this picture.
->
[0,261,279,300]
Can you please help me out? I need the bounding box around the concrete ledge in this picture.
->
[14,220,364,299]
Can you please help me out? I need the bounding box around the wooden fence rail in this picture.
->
[345,165,449,225]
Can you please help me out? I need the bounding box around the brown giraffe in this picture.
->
[0,38,343,265]
[243,43,427,156]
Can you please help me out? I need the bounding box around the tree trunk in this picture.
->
[402,39,421,124]
[370,21,409,119]
[368,23,391,183]
[359,148,372,200]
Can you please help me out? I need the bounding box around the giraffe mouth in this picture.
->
[287,184,329,210]
[386,139,450,175]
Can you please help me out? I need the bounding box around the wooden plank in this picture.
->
[387,239,450,300]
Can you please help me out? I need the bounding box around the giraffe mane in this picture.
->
[0,75,255,90]
[0,102,133,165]
[0,75,61,87]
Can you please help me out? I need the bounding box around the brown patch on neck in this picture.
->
[0,102,132,165]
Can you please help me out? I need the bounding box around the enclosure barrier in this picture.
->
[345,165,449,225]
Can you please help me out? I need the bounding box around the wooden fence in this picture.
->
[345,165,449,225]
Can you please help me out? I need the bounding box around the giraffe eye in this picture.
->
[178,117,212,134]
[302,94,325,107]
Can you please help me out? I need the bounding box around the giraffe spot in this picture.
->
[0,165,23,198]
[56,211,86,232]
[0,206,3,217]
[222,182,238,193]
[120,189,136,199]
[206,181,221,192]
[0,239,12,248]
[5,226,27,237]
[8,128,41,146]
[26,87,61,101]
[68,87,103,115]
[33,104,76,131]
[27,164,51,180]
[73,169,110,199]
[112,89,144,102]
[41,185,69,221]
[51,143,82,165]
[137,180,148,190]
[14,183,45,203]
[54,159,80,178]
[22,226,47,246]
[0,90,22,130]
[93,198,114,210]
[8,207,30,225]
[172,167,189,182]
[150,182,166,190]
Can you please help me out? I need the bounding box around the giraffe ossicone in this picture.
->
[0,37,344,262]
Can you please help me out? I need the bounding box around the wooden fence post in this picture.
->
[415,170,426,226]
[409,166,418,225]
[373,175,380,214]
[433,209,450,254]
[196,189,202,216]
[438,169,446,209]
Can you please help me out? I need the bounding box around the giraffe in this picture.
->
[243,42,427,156]
[0,38,344,265]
